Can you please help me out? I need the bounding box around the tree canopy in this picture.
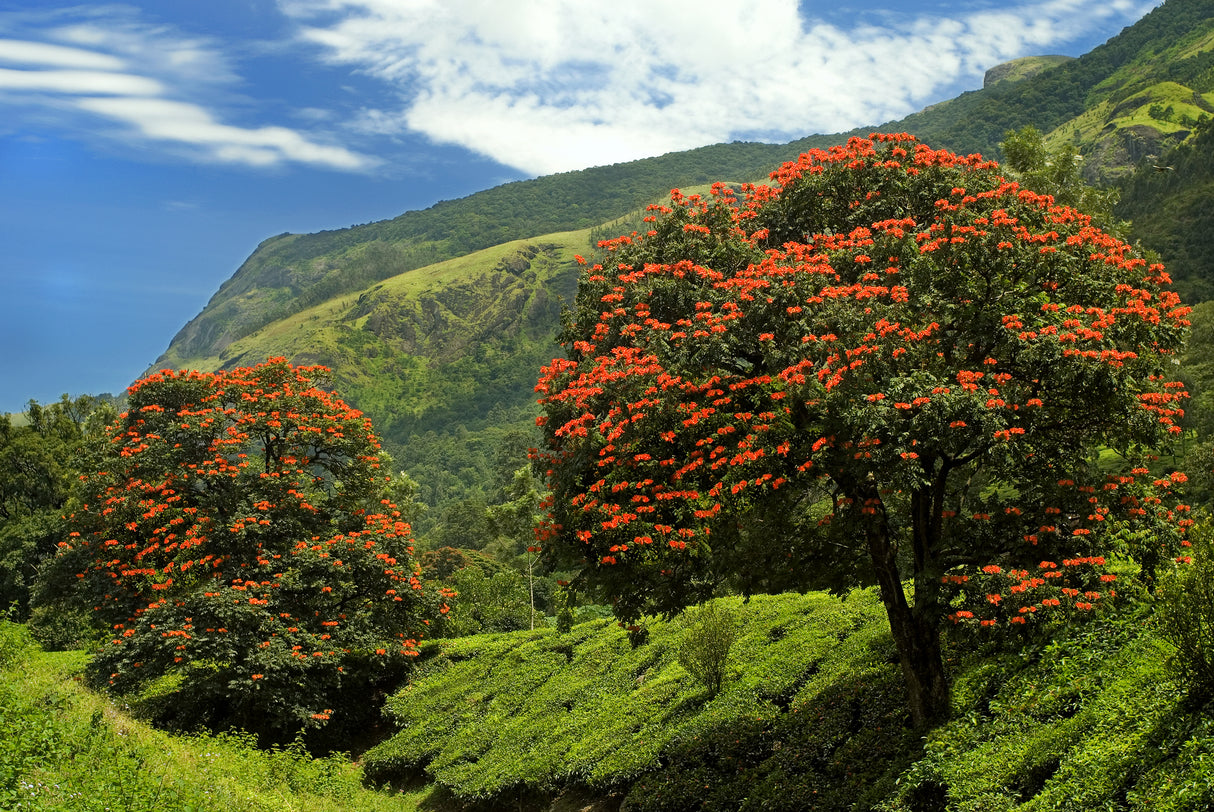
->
[534,134,1192,727]
[0,394,113,625]
[41,358,431,739]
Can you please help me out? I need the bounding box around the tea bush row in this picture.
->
[361,590,892,801]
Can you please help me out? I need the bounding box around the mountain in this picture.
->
[156,138,848,368]
[151,0,1214,531]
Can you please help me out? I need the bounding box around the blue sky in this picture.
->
[0,0,1160,413]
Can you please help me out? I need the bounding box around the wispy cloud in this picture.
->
[283,0,1156,175]
[0,7,375,170]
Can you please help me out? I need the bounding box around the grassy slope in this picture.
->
[0,622,428,812]
[8,589,1214,811]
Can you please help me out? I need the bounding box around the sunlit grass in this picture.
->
[0,621,430,812]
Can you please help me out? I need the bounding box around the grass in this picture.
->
[0,621,431,812]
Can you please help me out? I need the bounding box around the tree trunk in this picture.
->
[865,523,950,730]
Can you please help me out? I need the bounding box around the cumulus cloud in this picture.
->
[282,0,1156,174]
[0,8,375,170]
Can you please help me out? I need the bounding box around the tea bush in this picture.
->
[362,591,891,801]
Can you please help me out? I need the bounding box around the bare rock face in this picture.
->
[983,55,1073,88]
[1082,124,1189,185]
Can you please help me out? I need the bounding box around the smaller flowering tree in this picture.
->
[535,134,1192,728]
[43,358,431,738]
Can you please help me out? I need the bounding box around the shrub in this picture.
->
[0,617,29,670]
[678,600,739,695]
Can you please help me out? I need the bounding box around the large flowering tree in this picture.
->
[534,135,1192,727]
[45,358,432,738]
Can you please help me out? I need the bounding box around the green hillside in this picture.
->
[157,141,843,366]
[11,5,1214,809]
[8,587,1214,811]
[1117,117,1214,303]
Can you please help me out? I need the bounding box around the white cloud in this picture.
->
[0,67,163,95]
[0,8,375,171]
[0,37,126,69]
[76,96,372,169]
[283,0,1157,175]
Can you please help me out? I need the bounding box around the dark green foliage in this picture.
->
[418,545,500,581]
[425,495,494,550]
[0,395,113,623]
[1119,117,1214,303]
[677,600,738,696]
[1179,301,1214,439]
[440,565,537,636]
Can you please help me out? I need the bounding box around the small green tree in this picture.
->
[999,125,1122,229]
[441,566,535,636]
[677,600,738,695]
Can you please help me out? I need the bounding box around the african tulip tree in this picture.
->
[47,358,431,738]
[534,134,1192,728]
